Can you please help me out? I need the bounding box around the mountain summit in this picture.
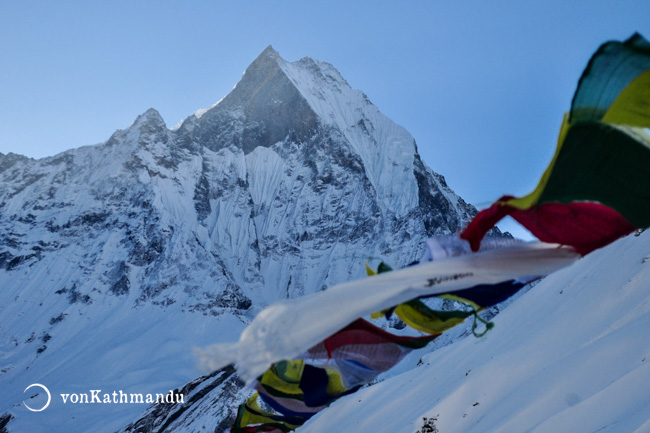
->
[0,47,484,432]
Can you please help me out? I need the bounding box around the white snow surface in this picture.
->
[298,231,650,433]
[278,56,420,216]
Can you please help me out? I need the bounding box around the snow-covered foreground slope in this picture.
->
[300,231,650,433]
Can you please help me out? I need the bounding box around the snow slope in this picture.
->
[299,230,650,433]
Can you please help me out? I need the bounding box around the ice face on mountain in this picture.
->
[0,46,482,432]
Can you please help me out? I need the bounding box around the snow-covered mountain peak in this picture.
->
[131,107,167,129]
[272,51,425,215]
[0,152,32,172]
[109,107,171,152]
[292,55,351,91]
[240,45,283,85]
[0,47,483,433]
[258,44,280,60]
[174,46,445,216]
[125,107,168,140]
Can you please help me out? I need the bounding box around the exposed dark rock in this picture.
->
[110,275,130,296]
[195,47,319,154]
[116,365,244,433]
[49,314,65,326]
[0,412,14,433]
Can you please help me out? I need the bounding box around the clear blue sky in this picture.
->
[1,1,648,237]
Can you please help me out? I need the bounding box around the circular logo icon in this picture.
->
[23,383,51,412]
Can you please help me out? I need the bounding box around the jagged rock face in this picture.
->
[0,413,13,433]
[194,46,319,154]
[116,366,244,433]
[0,47,487,433]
